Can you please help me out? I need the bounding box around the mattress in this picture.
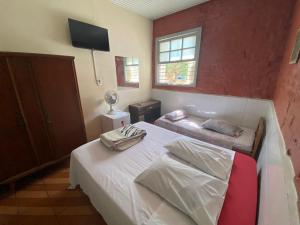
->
[70,122,257,225]
[155,115,255,153]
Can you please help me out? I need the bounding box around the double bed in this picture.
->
[70,122,257,225]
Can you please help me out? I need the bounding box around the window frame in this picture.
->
[155,27,202,87]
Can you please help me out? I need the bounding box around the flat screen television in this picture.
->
[68,18,110,51]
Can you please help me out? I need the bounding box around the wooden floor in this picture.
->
[0,159,107,225]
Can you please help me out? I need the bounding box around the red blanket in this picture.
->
[218,153,258,225]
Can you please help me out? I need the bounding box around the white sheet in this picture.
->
[155,115,255,152]
[69,122,235,225]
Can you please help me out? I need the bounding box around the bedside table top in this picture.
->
[129,99,161,109]
[103,111,130,119]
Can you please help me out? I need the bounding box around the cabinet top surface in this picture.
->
[129,99,161,108]
[103,111,130,119]
[0,51,75,59]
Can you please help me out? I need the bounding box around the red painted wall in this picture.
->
[152,0,295,99]
[274,0,300,183]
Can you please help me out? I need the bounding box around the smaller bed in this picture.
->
[155,114,265,159]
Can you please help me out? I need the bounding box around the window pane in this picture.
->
[170,50,182,61]
[182,48,195,60]
[125,65,139,83]
[171,38,182,50]
[183,36,196,48]
[126,57,133,65]
[132,57,139,65]
[158,61,196,85]
[160,52,169,62]
[160,41,170,52]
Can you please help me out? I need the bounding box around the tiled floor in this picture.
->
[0,159,107,225]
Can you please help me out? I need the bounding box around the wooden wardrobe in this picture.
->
[0,52,86,184]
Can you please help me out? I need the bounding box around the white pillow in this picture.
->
[202,119,243,137]
[135,155,227,225]
[165,110,187,121]
[165,139,234,180]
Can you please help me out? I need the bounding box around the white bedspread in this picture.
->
[70,122,234,225]
[155,115,255,152]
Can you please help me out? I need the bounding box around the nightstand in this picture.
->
[129,100,161,123]
[101,111,130,133]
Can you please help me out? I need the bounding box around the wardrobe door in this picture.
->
[30,56,86,159]
[7,56,54,164]
[0,57,38,182]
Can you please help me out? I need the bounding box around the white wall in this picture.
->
[152,89,299,225]
[0,0,153,140]
[258,105,299,225]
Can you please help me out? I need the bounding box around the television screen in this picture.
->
[68,18,110,51]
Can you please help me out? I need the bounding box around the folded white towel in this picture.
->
[100,125,146,151]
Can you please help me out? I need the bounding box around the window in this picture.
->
[124,57,139,84]
[155,27,201,86]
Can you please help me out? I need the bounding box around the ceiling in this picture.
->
[111,0,210,20]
